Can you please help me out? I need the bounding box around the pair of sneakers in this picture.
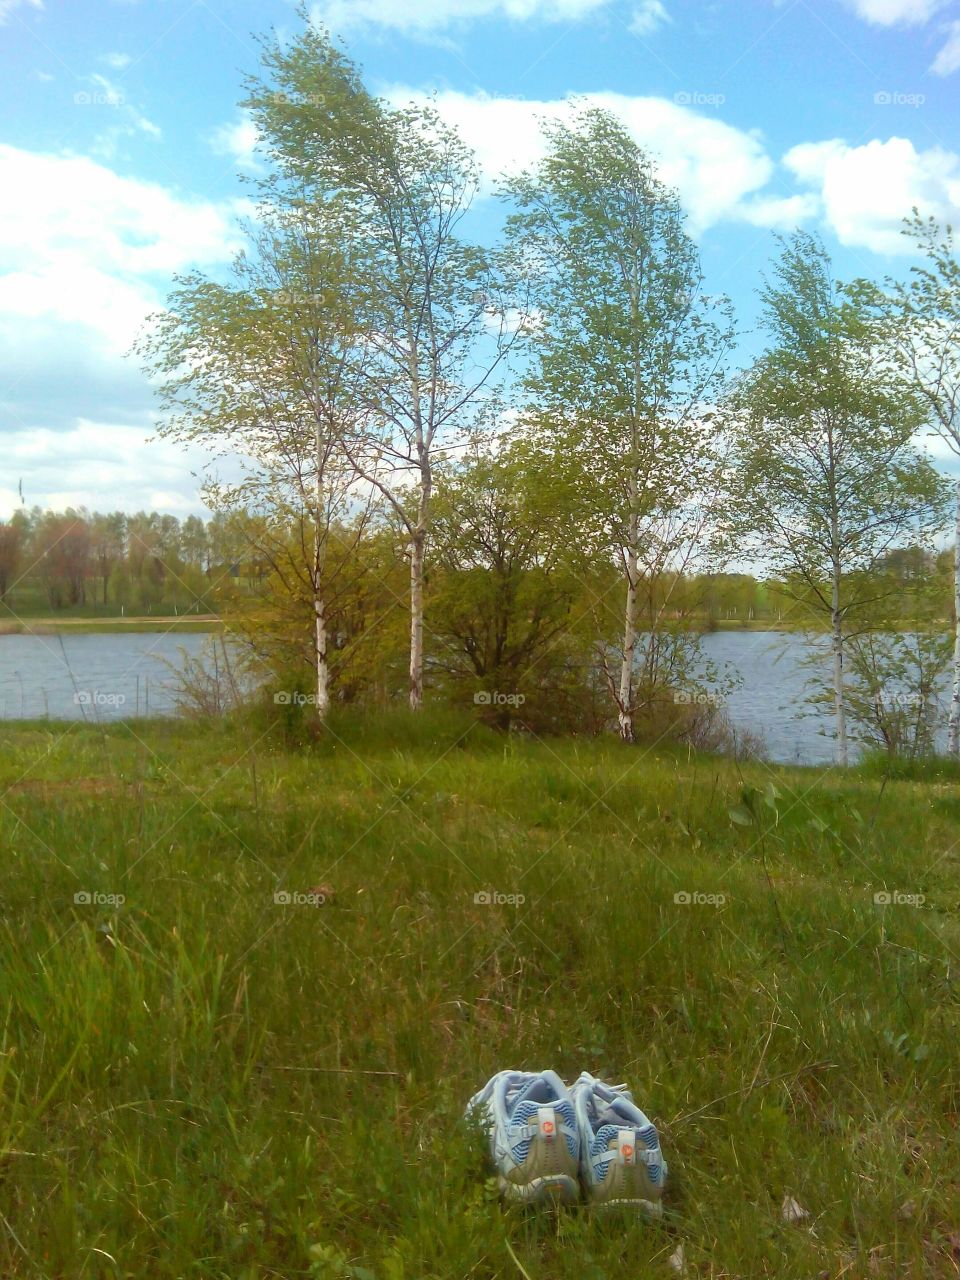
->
[466,1068,666,1212]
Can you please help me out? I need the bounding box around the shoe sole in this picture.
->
[586,1195,663,1215]
[498,1173,580,1205]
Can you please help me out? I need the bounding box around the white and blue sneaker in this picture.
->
[571,1071,666,1213]
[466,1069,580,1204]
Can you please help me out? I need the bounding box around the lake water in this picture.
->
[702,630,837,765]
[0,629,950,765]
[0,631,210,723]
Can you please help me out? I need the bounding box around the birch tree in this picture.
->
[427,439,591,726]
[504,107,733,741]
[872,213,960,754]
[244,24,521,710]
[139,202,369,716]
[733,233,947,767]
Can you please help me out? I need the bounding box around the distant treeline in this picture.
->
[0,507,263,614]
[0,505,953,625]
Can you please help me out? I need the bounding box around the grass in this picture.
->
[1,708,960,1278]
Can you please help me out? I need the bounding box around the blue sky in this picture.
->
[0,0,958,517]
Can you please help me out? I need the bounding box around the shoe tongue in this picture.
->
[510,1075,549,1112]
[598,1095,635,1127]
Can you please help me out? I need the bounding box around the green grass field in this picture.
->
[1,710,959,1278]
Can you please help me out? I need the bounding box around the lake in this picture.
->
[0,631,209,723]
[0,629,950,765]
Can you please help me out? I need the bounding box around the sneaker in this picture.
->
[466,1069,580,1204]
[571,1071,666,1213]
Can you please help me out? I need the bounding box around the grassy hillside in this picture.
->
[1,711,959,1278]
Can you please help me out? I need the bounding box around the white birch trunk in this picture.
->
[827,445,847,767]
[313,430,329,720]
[405,323,428,714]
[618,310,643,746]
[619,501,639,743]
[409,462,430,711]
[409,530,425,711]
[831,571,848,768]
[314,592,330,718]
[948,478,960,756]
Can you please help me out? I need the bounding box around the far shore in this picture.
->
[0,615,224,635]
[0,613,952,638]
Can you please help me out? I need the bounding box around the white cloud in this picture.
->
[0,0,42,23]
[102,52,133,70]
[388,86,960,251]
[0,143,246,486]
[0,263,157,354]
[385,87,774,235]
[209,114,262,173]
[842,0,960,75]
[311,0,609,33]
[85,72,126,108]
[134,113,161,139]
[0,422,216,519]
[932,18,960,72]
[0,146,241,285]
[738,192,822,228]
[845,0,949,23]
[629,0,669,35]
[783,135,960,253]
[782,138,849,185]
[74,75,162,158]
[87,73,160,137]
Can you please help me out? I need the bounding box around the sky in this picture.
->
[0,0,958,519]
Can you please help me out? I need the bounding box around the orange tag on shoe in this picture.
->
[618,1131,637,1164]
[538,1106,557,1140]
